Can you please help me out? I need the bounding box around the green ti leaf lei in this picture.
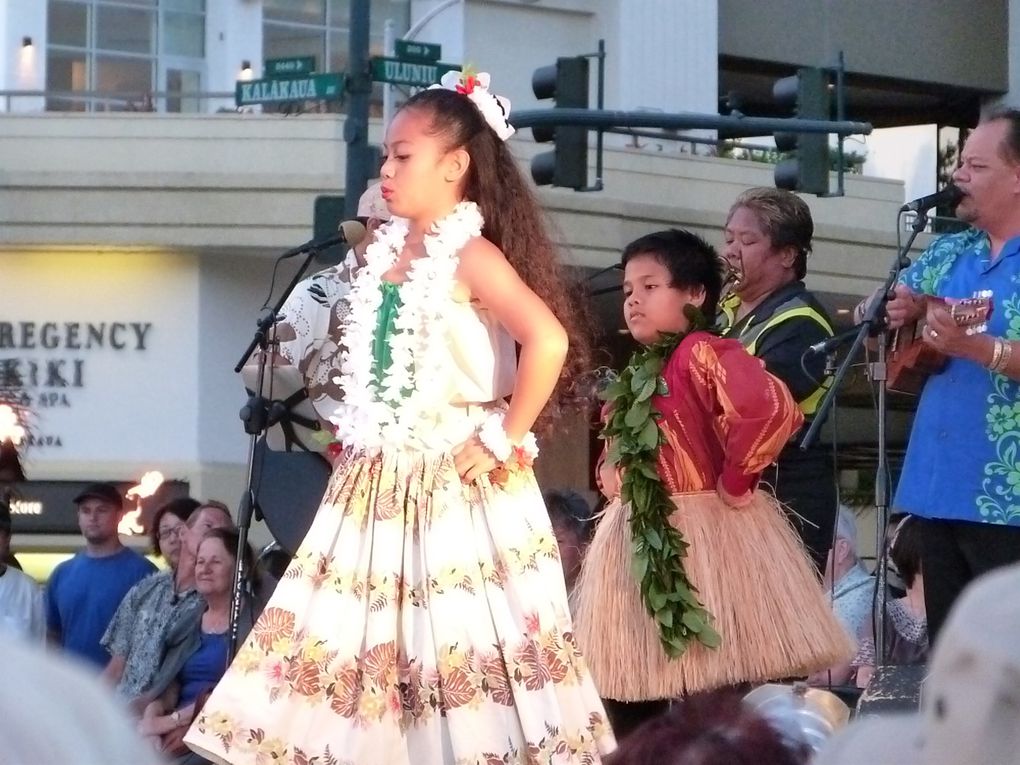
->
[599,306,721,658]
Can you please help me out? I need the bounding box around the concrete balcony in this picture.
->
[0,111,918,299]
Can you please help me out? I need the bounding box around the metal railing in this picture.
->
[0,88,239,113]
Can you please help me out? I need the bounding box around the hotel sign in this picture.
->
[0,320,153,450]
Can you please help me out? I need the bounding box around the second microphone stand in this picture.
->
[228,241,335,656]
[800,208,931,666]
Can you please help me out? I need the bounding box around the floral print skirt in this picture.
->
[184,448,615,765]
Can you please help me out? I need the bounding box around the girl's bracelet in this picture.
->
[477,413,539,466]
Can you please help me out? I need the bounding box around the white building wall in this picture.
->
[410,0,468,66]
[1005,0,1020,107]
[3,0,46,111]
[205,0,263,111]
[609,0,717,116]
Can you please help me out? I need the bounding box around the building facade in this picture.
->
[1,0,1015,557]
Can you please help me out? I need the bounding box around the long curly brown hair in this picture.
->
[399,87,593,428]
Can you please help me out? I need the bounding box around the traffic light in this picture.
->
[531,56,590,189]
[772,67,831,195]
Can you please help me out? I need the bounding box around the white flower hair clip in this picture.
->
[430,70,515,142]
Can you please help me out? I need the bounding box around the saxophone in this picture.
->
[720,258,743,306]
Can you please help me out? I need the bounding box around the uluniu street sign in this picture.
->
[236,73,344,106]
[370,57,458,88]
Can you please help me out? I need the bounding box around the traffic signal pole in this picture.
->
[344,0,372,220]
[511,108,871,138]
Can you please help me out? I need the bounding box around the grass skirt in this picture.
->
[572,490,853,701]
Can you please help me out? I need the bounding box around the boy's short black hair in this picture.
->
[620,229,725,320]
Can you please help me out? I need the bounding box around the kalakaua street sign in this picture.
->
[235,72,344,106]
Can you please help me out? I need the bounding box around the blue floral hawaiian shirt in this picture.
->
[895,228,1020,525]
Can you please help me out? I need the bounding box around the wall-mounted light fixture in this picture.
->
[22,36,33,48]
[241,60,252,73]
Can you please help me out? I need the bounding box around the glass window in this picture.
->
[164,0,204,11]
[48,1,88,48]
[265,25,326,65]
[47,0,205,112]
[166,68,201,112]
[96,5,155,54]
[262,0,410,116]
[45,49,88,111]
[95,55,154,109]
[328,0,352,27]
[164,10,204,57]
[369,0,410,38]
[264,0,326,25]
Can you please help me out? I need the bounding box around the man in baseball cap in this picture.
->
[72,482,124,508]
[45,482,155,667]
[815,563,1020,765]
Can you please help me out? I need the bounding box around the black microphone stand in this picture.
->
[228,238,339,657]
[800,207,931,665]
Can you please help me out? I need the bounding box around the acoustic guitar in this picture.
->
[886,291,993,395]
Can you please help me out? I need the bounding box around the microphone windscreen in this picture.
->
[339,219,367,247]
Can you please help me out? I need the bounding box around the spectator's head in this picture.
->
[181,500,233,558]
[621,229,724,345]
[194,527,251,601]
[72,483,124,548]
[889,516,923,590]
[952,106,1020,234]
[354,181,392,255]
[816,563,1020,765]
[149,496,200,570]
[824,506,859,588]
[723,188,814,302]
[543,489,594,591]
[606,690,810,765]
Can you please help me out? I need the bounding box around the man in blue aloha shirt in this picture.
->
[886,107,1020,641]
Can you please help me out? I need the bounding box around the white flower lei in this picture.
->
[329,201,484,454]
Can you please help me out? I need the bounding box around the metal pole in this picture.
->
[344,0,372,220]
[593,39,606,192]
[834,51,846,196]
[382,18,396,131]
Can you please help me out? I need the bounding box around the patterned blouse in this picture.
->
[100,569,204,701]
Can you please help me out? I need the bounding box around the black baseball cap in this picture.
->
[72,482,124,509]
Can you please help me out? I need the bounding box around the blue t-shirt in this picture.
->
[895,229,1020,525]
[177,630,230,707]
[45,547,156,667]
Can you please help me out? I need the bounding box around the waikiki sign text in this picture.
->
[236,73,344,107]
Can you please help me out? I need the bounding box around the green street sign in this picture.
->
[235,72,344,106]
[264,56,317,77]
[370,57,458,88]
[395,39,441,62]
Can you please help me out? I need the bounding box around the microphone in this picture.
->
[899,185,964,213]
[807,327,860,356]
[281,220,367,259]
